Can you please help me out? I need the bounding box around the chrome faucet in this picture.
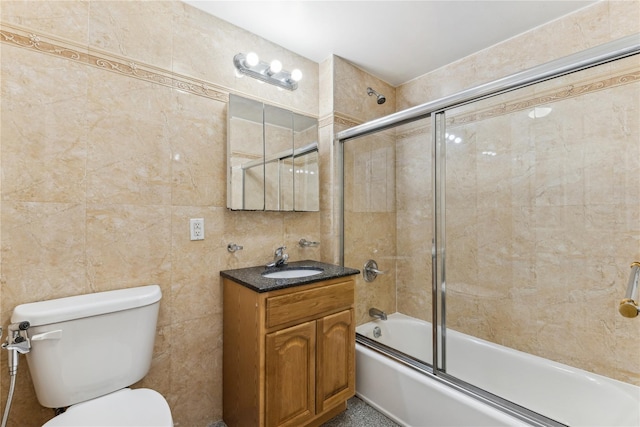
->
[266,246,289,268]
[369,307,387,321]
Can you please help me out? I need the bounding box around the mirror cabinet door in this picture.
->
[228,95,264,210]
[293,113,319,211]
[264,104,294,211]
[227,94,319,211]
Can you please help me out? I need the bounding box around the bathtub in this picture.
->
[356,313,640,427]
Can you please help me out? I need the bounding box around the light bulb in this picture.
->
[290,68,303,82]
[269,59,282,74]
[245,52,259,67]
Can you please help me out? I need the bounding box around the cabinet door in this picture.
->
[316,309,355,413]
[266,321,316,427]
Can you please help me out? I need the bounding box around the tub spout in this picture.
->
[369,307,387,321]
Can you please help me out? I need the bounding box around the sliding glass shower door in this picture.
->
[439,56,640,423]
[342,36,639,426]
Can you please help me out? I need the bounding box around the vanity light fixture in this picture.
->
[233,52,302,91]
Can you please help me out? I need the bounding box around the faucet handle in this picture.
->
[299,239,320,247]
[227,243,243,253]
[275,246,286,256]
[363,259,387,282]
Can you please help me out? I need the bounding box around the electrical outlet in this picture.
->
[190,218,204,241]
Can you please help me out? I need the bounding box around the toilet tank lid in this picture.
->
[11,285,162,327]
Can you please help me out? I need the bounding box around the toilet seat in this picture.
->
[42,388,172,427]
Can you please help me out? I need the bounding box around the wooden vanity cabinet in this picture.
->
[223,276,356,427]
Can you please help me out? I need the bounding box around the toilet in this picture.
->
[10,285,173,426]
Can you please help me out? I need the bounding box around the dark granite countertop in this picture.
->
[220,260,360,293]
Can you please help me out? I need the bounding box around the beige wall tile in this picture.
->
[1,0,90,44]
[0,2,320,424]
[170,92,227,207]
[1,202,87,323]
[85,204,172,293]
[333,56,395,122]
[86,71,173,205]
[1,47,88,203]
[172,3,319,116]
[88,1,177,69]
[1,0,638,425]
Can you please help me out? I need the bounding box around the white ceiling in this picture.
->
[184,1,596,86]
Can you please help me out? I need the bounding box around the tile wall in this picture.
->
[331,56,398,325]
[1,1,639,426]
[0,1,321,425]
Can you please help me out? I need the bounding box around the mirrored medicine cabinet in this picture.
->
[227,94,319,211]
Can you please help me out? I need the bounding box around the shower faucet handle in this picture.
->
[363,259,387,282]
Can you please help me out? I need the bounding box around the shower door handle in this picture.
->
[619,262,640,318]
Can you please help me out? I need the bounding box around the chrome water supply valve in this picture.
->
[1,321,31,427]
[2,321,31,375]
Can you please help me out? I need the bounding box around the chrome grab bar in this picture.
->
[619,262,640,318]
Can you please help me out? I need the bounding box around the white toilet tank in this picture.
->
[11,285,162,409]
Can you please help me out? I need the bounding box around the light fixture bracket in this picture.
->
[233,53,299,91]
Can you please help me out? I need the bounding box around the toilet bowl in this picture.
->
[10,285,173,426]
[42,388,172,427]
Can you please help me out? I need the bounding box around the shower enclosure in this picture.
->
[338,35,640,425]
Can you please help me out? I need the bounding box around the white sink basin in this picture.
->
[262,268,323,279]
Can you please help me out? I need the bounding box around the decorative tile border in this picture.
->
[333,112,361,129]
[0,29,82,61]
[318,115,333,129]
[0,23,229,103]
[3,21,637,135]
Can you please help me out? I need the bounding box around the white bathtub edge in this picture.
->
[356,342,528,427]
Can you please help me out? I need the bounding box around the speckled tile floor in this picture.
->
[321,396,400,427]
[210,396,400,427]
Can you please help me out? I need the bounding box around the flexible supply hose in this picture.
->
[1,353,17,427]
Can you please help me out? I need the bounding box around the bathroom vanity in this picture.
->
[221,261,359,427]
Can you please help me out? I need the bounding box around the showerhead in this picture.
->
[367,87,386,105]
